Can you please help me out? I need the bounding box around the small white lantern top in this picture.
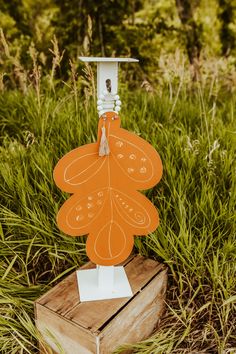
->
[79,56,139,116]
[79,57,139,63]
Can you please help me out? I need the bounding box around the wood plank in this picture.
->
[37,262,94,316]
[38,272,79,316]
[36,303,96,354]
[99,268,168,354]
[65,255,165,332]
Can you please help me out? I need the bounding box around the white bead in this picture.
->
[97,99,103,105]
[115,106,121,111]
[114,95,120,100]
[116,100,121,106]
[97,105,103,110]
[99,94,105,100]
[98,110,103,116]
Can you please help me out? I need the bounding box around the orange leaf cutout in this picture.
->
[54,112,162,265]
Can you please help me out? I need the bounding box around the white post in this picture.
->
[97,265,114,290]
[77,57,138,301]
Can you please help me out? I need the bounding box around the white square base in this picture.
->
[77,266,133,302]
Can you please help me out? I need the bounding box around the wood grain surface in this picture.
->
[35,255,167,354]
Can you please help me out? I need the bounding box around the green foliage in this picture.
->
[0,62,235,352]
[218,0,236,55]
[0,0,236,88]
[0,1,235,352]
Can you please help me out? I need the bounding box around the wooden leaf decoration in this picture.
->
[54,112,162,265]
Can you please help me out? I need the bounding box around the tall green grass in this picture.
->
[0,78,235,353]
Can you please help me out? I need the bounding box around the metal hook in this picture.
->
[106,79,112,93]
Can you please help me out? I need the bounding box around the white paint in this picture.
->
[79,56,139,115]
[97,265,114,290]
[78,57,139,62]
[97,62,118,99]
[77,266,133,302]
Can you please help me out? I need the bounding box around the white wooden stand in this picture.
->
[77,57,139,302]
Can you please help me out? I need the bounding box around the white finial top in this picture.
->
[79,57,139,63]
[79,57,139,116]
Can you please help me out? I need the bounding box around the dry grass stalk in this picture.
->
[0,29,27,93]
[29,43,42,108]
[49,35,65,91]
[0,72,5,92]
[69,59,79,114]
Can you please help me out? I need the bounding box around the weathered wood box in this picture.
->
[35,255,167,354]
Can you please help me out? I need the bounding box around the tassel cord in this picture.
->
[99,125,110,156]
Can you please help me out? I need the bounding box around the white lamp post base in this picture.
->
[77,265,133,302]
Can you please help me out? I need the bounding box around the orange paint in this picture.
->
[54,112,162,265]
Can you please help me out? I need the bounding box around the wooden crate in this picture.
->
[35,255,167,354]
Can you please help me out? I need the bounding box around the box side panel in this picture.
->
[35,303,97,354]
[99,268,168,354]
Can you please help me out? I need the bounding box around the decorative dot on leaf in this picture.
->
[76,215,84,221]
[117,154,124,159]
[116,141,123,147]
